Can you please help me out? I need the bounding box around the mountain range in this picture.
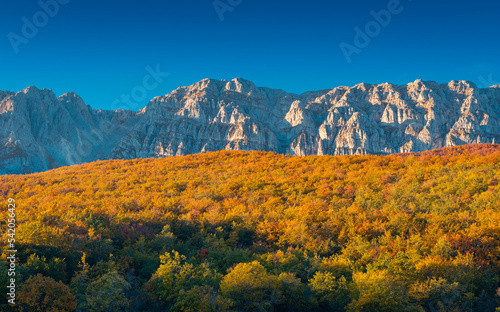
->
[1,78,500,174]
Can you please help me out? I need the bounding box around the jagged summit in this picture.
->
[21,85,43,92]
[18,85,57,98]
[2,78,500,174]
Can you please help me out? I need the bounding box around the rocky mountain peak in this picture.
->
[2,78,500,174]
[224,77,257,93]
[447,80,478,94]
[59,92,88,111]
[21,85,42,93]
[19,85,56,99]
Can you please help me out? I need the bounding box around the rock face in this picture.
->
[2,79,500,174]
[0,87,139,174]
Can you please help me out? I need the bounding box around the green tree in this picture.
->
[309,271,349,311]
[409,278,464,311]
[347,270,407,312]
[147,251,221,307]
[69,253,91,312]
[23,254,68,283]
[17,274,76,312]
[170,285,233,312]
[274,272,307,312]
[220,261,280,312]
[85,270,131,312]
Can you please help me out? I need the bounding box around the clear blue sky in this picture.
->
[1,0,499,110]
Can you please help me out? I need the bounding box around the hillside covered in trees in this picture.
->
[1,144,500,311]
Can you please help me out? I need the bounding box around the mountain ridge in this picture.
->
[2,78,500,174]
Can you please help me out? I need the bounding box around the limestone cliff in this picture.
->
[2,78,499,174]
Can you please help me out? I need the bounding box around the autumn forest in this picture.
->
[1,144,500,311]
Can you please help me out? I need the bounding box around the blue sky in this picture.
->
[1,0,499,110]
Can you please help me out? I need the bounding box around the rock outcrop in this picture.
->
[2,78,500,174]
[0,87,139,174]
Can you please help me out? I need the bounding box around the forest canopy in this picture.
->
[1,144,500,311]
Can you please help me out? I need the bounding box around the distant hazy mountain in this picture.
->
[2,78,500,174]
